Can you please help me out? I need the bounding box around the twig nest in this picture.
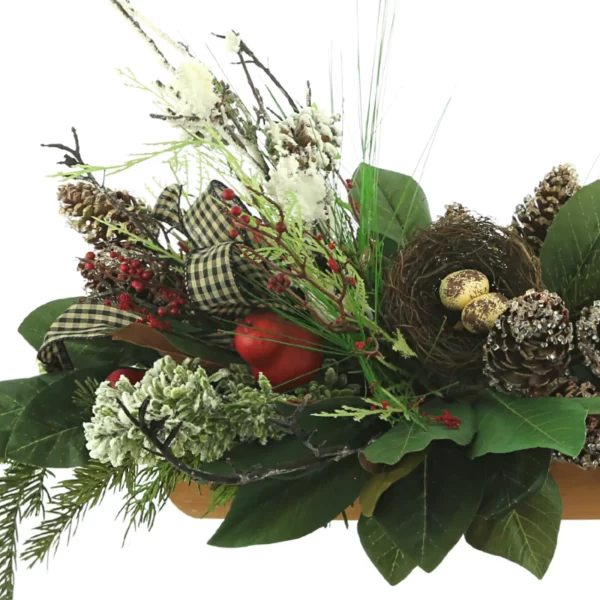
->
[439,270,490,311]
[461,293,509,334]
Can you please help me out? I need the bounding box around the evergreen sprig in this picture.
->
[0,462,49,600]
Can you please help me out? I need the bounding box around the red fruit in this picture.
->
[230,229,240,239]
[169,306,180,316]
[234,311,324,392]
[131,280,145,292]
[222,188,236,201]
[109,251,118,258]
[120,264,129,273]
[83,262,94,271]
[141,270,153,280]
[157,306,168,317]
[240,214,251,224]
[85,251,95,260]
[131,259,141,269]
[230,205,242,217]
[106,368,145,388]
[275,221,287,234]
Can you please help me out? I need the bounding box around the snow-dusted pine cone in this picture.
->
[58,182,155,248]
[483,290,574,396]
[512,164,581,255]
[577,301,600,377]
[553,380,600,469]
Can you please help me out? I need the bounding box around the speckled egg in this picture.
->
[439,270,490,311]
[461,292,509,334]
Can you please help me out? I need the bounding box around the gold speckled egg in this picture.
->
[461,292,509,334]
[439,270,490,311]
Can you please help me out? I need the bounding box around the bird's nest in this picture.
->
[382,206,542,377]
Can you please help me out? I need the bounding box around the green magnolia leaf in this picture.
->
[3,368,112,467]
[0,378,39,456]
[352,163,431,252]
[374,444,482,573]
[65,338,159,370]
[364,401,475,465]
[358,516,416,586]
[359,451,427,517]
[576,397,600,415]
[466,474,562,579]
[18,298,79,350]
[472,391,587,458]
[478,449,552,520]
[208,456,368,547]
[541,180,600,312]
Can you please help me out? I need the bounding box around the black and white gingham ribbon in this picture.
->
[38,181,266,370]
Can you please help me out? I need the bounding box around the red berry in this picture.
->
[328,242,336,250]
[230,229,240,239]
[106,368,145,388]
[327,258,340,273]
[131,259,141,269]
[109,251,118,259]
[103,300,112,307]
[85,251,95,260]
[176,298,187,306]
[222,188,236,201]
[83,262,94,271]
[275,221,287,234]
[230,205,242,217]
[141,270,153,281]
[169,306,180,316]
[131,280,145,292]
[240,214,251,224]
[118,255,126,262]
[346,179,354,189]
[157,306,168,317]
[355,341,366,351]
[120,264,129,273]
[382,400,390,410]
[117,273,127,280]
[316,234,323,241]
[346,277,357,287]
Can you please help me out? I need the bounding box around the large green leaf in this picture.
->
[2,368,112,467]
[0,378,38,456]
[575,396,600,415]
[358,516,416,586]
[18,298,79,350]
[478,449,552,520]
[472,391,587,458]
[540,180,600,311]
[65,338,159,370]
[352,163,431,252]
[374,444,482,573]
[208,456,368,547]
[466,474,562,579]
[364,401,475,465]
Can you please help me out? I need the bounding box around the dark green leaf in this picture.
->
[374,444,482,572]
[541,180,600,312]
[364,401,475,465]
[472,391,587,458]
[165,321,242,364]
[3,368,113,467]
[478,449,552,519]
[208,456,368,547]
[352,163,431,253]
[466,474,562,579]
[64,338,159,370]
[0,378,38,456]
[358,516,416,585]
[18,298,79,350]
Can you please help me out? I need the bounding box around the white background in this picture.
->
[1,0,600,598]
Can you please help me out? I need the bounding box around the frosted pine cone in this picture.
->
[577,301,600,377]
[483,290,573,395]
[553,380,600,469]
[512,164,580,255]
[58,182,155,248]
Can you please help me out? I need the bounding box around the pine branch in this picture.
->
[20,462,127,568]
[0,463,48,600]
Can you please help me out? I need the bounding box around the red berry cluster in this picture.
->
[267,273,291,294]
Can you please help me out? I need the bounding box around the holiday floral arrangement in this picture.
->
[2,1,600,597]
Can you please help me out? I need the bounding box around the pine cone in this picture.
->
[483,290,573,395]
[58,182,155,248]
[577,301,600,376]
[553,380,600,469]
[512,164,580,254]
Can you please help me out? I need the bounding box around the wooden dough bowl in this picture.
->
[170,462,600,521]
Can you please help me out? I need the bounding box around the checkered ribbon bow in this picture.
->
[38,181,265,371]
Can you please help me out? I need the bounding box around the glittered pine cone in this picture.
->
[58,181,156,248]
[512,164,581,255]
[576,300,600,377]
[483,290,574,396]
[552,379,600,469]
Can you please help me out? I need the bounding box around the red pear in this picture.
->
[234,312,324,392]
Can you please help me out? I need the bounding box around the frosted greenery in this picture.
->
[84,356,286,467]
